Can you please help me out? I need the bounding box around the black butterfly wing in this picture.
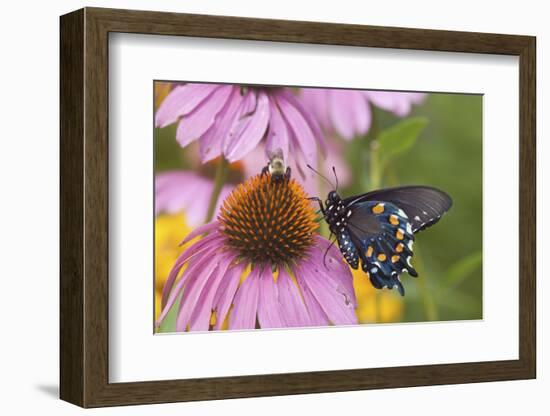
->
[345,200,417,296]
[344,186,452,233]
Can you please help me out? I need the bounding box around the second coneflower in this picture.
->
[157,173,357,331]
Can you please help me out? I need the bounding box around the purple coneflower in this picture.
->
[155,170,234,227]
[155,83,325,167]
[156,173,357,331]
[300,88,426,140]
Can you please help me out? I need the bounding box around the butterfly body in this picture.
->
[315,186,452,296]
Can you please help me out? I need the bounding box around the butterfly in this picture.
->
[308,167,452,296]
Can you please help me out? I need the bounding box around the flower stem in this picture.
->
[205,157,229,223]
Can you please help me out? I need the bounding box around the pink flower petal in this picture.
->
[350,92,371,137]
[294,268,329,326]
[408,92,427,104]
[199,88,243,163]
[287,139,308,179]
[157,243,219,325]
[221,91,255,153]
[300,88,330,131]
[160,233,221,309]
[365,91,426,117]
[297,259,357,325]
[279,90,327,155]
[160,235,222,308]
[189,259,232,331]
[155,171,234,226]
[229,267,261,330]
[224,92,271,162]
[366,91,405,116]
[175,254,220,331]
[155,83,219,128]
[178,221,219,246]
[155,172,209,215]
[178,253,232,331]
[275,93,318,169]
[175,85,233,148]
[328,90,370,140]
[313,236,357,307]
[213,261,246,330]
[265,99,290,161]
[189,253,236,331]
[277,268,311,327]
[183,184,233,226]
[257,268,285,329]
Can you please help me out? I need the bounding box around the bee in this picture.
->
[261,148,291,182]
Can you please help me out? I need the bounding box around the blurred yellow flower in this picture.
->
[352,268,404,323]
[154,82,173,110]
[155,213,192,320]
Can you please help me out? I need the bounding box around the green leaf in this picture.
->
[439,251,482,294]
[376,117,429,168]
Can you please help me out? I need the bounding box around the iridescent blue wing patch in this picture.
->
[346,200,416,296]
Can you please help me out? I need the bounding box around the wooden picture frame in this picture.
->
[60,7,536,408]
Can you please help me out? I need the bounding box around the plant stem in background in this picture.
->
[413,245,438,321]
[205,157,229,223]
[369,140,381,189]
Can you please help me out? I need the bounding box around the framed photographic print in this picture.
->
[60,7,536,408]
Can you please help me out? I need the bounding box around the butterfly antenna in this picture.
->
[323,233,336,270]
[306,164,335,189]
[332,166,339,192]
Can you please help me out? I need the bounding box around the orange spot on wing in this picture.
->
[372,203,385,214]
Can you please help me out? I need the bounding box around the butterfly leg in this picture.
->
[306,197,326,217]
[322,233,336,270]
